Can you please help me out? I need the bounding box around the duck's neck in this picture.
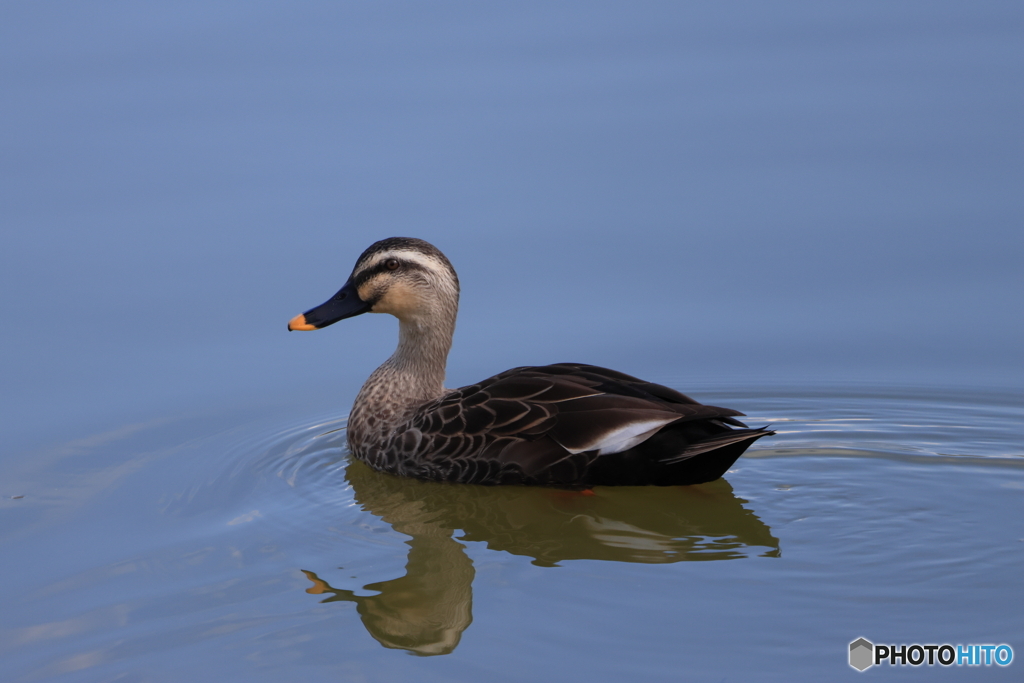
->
[387,314,454,400]
[359,310,455,414]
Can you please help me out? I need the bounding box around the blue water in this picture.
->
[2,2,1022,681]
[3,385,1022,681]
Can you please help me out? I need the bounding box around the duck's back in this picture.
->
[351,363,772,487]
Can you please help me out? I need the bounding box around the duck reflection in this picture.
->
[302,460,778,656]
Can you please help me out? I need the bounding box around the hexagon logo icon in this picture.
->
[850,638,874,671]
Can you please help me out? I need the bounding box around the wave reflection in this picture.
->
[302,459,779,655]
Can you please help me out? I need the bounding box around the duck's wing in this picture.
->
[389,363,764,486]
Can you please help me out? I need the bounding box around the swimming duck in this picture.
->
[288,237,772,486]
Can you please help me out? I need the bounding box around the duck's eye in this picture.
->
[385,259,400,271]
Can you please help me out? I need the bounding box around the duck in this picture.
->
[288,237,772,487]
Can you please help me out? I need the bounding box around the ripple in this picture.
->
[710,384,1024,461]
[175,385,1024,556]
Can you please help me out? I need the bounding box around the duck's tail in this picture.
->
[659,426,774,465]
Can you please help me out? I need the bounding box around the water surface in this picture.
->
[3,384,1021,681]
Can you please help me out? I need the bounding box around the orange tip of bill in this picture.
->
[288,314,317,331]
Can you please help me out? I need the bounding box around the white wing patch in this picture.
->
[563,417,678,455]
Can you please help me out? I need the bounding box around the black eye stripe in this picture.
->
[352,259,428,288]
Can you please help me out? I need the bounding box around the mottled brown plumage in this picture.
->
[289,237,772,486]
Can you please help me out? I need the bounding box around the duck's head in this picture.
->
[288,237,460,331]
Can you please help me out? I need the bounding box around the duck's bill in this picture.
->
[288,279,371,331]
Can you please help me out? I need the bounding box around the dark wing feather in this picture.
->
[391,363,772,486]
[659,427,775,463]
